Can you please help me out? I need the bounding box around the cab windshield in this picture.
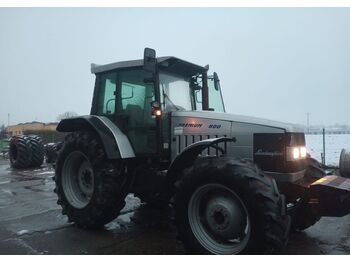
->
[159,72,192,112]
[159,72,225,113]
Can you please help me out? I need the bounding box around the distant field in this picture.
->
[305,134,350,166]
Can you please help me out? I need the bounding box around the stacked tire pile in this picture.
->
[9,135,45,169]
[44,142,63,164]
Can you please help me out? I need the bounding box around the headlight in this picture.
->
[287,146,307,161]
[293,147,300,159]
[300,147,307,158]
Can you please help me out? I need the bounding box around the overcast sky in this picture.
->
[0,8,349,127]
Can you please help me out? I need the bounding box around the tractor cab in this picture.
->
[90,48,225,156]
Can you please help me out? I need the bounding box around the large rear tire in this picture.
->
[174,157,290,254]
[54,131,131,229]
[9,135,32,169]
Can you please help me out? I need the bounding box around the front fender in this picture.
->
[57,115,135,159]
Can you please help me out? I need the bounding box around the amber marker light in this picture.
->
[150,101,161,117]
[154,109,162,116]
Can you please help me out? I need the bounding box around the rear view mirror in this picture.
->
[213,72,220,91]
[143,48,157,73]
[190,75,202,91]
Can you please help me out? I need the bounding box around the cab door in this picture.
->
[93,68,157,156]
[117,69,157,155]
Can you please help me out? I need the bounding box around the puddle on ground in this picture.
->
[1,189,16,195]
[11,176,43,182]
[0,164,54,184]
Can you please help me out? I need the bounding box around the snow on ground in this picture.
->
[305,134,350,166]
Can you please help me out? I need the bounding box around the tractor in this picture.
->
[54,48,350,254]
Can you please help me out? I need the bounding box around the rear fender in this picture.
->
[56,115,135,159]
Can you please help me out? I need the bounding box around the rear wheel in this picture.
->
[54,131,131,229]
[174,157,290,254]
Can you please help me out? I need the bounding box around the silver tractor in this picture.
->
[54,48,350,254]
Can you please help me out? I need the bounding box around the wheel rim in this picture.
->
[188,183,251,254]
[62,151,95,209]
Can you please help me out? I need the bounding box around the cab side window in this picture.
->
[208,76,225,112]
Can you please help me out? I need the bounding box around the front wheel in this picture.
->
[54,131,131,229]
[174,157,290,254]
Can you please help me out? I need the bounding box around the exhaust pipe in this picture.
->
[339,149,350,178]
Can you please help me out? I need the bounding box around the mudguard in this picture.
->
[56,115,135,159]
[167,137,236,178]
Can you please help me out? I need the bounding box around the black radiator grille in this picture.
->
[175,134,228,155]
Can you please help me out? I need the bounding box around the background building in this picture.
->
[5,122,64,144]
[6,121,58,137]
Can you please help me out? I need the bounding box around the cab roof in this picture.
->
[91,56,208,77]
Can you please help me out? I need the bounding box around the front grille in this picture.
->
[174,134,229,156]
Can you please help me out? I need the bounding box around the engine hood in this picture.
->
[172,111,304,133]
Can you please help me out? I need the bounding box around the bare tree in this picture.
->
[57,111,78,121]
